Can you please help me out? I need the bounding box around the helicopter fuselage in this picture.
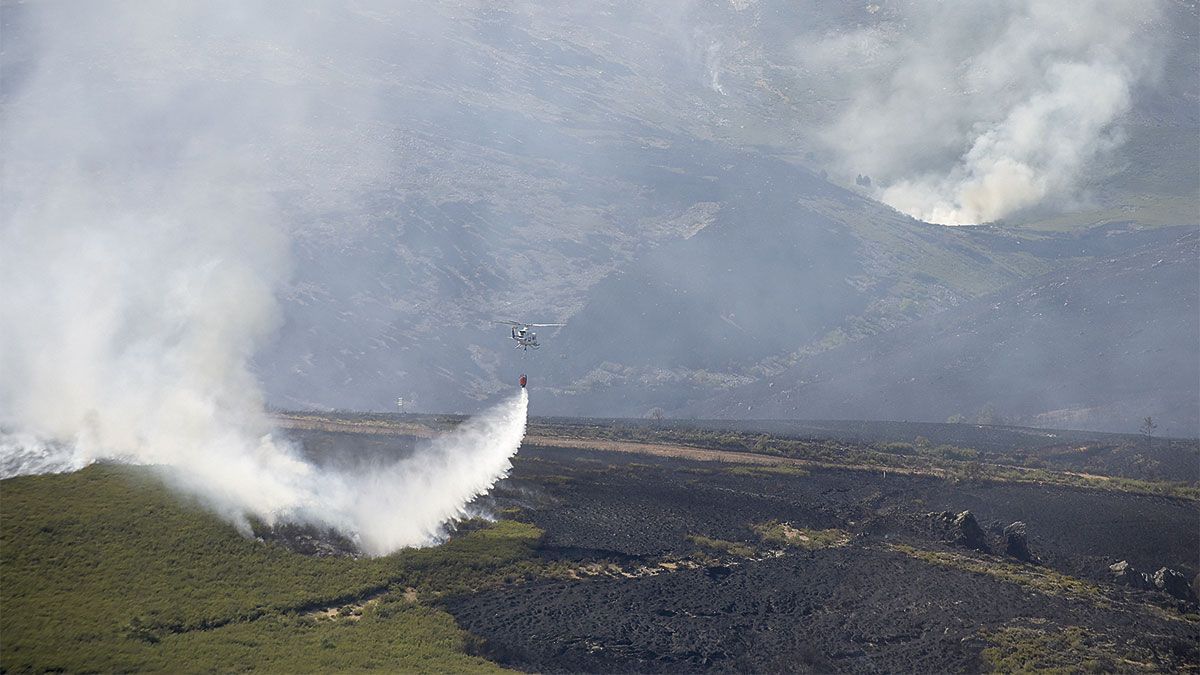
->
[498,319,560,349]
[510,326,539,349]
[508,324,542,345]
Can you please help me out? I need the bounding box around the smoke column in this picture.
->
[0,1,528,555]
[806,0,1164,225]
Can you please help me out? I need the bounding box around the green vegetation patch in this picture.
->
[0,464,544,672]
[981,620,1160,674]
[725,464,810,478]
[888,544,1107,607]
[955,465,1200,501]
[142,603,505,673]
[686,534,756,558]
[753,521,850,549]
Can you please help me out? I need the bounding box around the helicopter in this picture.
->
[495,319,565,350]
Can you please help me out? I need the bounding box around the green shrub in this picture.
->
[686,534,756,558]
[752,521,849,549]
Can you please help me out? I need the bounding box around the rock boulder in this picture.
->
[1002,521,1035,562]
[1152,567,1193,601]
[1109,560,1153,590]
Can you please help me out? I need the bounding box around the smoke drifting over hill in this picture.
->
[0,1,529,553]
[0,0,1192,517]
[809,0,1164,224]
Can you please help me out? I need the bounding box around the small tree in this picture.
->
[1140,416,1157,448]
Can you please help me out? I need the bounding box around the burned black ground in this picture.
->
[262,420,1199,671]
[442,446,1199,673]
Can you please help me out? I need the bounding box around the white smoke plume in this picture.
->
[805,0,1164,225]
[704,38,727,96]
[0,1,527,554]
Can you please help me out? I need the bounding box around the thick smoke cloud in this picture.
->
[0,1,526,554]
[805,0,1163,224]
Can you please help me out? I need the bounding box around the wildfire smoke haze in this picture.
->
[0,1,528,555]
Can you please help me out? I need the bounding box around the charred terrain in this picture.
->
[3,414,1198,672]
[301,414,1200,672]
[457,445,1199,672]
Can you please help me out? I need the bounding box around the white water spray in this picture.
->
[332,389,529,556]
[0,390,528,556]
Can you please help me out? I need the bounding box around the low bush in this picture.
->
[685,534,756,558]
[752,521,849,549]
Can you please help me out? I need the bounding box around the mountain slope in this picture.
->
[6,1,1191,418]
[692,230,1200,435]
[245,1,1197,416]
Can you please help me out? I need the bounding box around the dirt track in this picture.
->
[522,435,945,477]
[275,412,952,479]
[277,415,1183,497]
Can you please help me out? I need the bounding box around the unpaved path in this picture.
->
[271,414,1193,500]
[520,434,933,477]
[272,413,913,474]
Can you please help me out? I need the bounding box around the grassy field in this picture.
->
[0,464,545,673]
[980,621,1162,674]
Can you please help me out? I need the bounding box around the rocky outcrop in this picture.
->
[1152,567,1194,602]
[1109,560,1153,590]
[1110,562,1196,602]
[928,510,991,554]
[1002,522,1035,563]
[953,511,990,553]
